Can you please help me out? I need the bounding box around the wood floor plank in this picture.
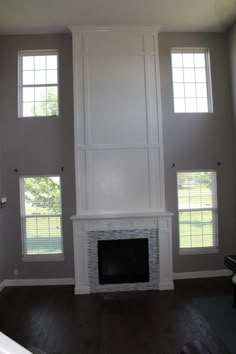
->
[0,277,233,354]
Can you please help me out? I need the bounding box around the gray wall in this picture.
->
[0,107,5,283]
[229,24,236,160]
[0,137,6,283]
[0,37,7,282]
[1,32,236,281]
[0,34,75,280]
[159,32,236,272]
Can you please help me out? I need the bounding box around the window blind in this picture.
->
[177,171,218,249]
[21,176,63,256]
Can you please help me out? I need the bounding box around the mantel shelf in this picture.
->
[71,210,174,221]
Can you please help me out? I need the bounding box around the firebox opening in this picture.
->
[97,238,149,285]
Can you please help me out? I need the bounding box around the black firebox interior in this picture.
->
[97,238,149,284]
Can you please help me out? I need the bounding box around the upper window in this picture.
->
[171,49,213,113]
[177,171,218,253]
[18,50,59,118]
[20,176,63,259]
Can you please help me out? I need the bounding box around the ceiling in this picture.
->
[0,0,235,35]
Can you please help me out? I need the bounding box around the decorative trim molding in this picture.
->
[173,269,232,280]
[2,278,75,288]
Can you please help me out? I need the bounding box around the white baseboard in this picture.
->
[0,280,5,292]
[1,272,231,293]
[173,269,232,280]
[158,280,175,290]
[2,278,75,288]
[74,285,90,295]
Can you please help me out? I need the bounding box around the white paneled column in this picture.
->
[70,26,166,213]
[69,26,174,293]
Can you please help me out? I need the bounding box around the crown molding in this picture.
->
[68,25,161,33]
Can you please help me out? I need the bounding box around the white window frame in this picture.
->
[18,50,59,118]
[177,170,219,255]
[171,48,213,114]
[19,175,64,262]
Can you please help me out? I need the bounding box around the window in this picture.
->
[177,171,218,253]
[171,49,213,113]
[18,50,59,117]
[20,176,63,258]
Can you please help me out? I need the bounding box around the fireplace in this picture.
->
[86,228,162,293]
[98,238,149,284]
[70,27,174,294]
[71,213,174,294]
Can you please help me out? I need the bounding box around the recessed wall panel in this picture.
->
[148,56,160,144]
[89,149,150,211]
[86,32,144,55]
[77,149,87,210]
[87,55,147,145]
[149,148,163,208]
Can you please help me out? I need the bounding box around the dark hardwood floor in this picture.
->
[0,277,233,354]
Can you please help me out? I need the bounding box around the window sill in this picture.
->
[174,112,214,115]
[22,254,64,262]
[18,115,59,119]
[178,247,219,256]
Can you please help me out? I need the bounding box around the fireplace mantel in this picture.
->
[71,210,173,220]
[71,212,174,294]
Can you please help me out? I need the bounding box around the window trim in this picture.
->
[18,49,59,118]
[22,254,64,262]
[177,169,219,255]
[171,47,214,114]
[19,174,64,261]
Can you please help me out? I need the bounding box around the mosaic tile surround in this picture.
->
[87,229,159,293]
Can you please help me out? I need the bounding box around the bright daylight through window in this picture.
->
[171,49,212,113]
[18,50,58,117]
[20,176,63,257]
[177,171,218,252]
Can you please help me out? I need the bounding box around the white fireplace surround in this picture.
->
[70,26,174,294]
[72,212,174,294]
